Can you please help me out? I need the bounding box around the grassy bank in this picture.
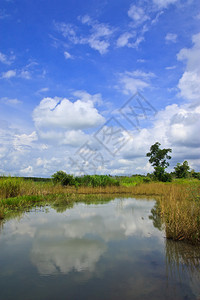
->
[0,176,200,244]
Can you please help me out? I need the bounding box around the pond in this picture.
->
[0,197,200,300]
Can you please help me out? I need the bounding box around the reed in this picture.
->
[159,183,200,244]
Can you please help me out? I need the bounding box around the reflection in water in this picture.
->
[149,201,162,231]
[30,198,157,276]
[0,197,200,300]
[165,239,200,298]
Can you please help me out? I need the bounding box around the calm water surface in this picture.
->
[0,197,200,300]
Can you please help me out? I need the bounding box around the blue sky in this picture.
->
[0,0,200,177]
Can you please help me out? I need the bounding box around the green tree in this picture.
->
[146,142,172,182]
[174,161,190,178]
[51,171,75,186]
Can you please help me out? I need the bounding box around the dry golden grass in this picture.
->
[158,184,200,244]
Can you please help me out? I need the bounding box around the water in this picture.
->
[0,197,200,300]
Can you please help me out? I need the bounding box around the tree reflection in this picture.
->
[149,201,163,231]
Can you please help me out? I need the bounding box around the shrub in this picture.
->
[51,171,75,186]
[174,161,190,178]
[74,175,119,187]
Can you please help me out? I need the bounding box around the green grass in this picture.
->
[118,175,151,187]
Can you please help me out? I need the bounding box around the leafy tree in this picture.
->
[51,171,75,186]
[174,161,190,178]
[146,142,172,182]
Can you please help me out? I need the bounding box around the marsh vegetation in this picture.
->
[0,174,200,244]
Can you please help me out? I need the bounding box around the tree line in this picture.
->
[51,142,200,185]
[146,142,200,181]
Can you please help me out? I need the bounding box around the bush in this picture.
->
[51,173,120,187]
[143,177,151,183]
[153,167,172,182]
[174,161,190,178]
[51,171,75,186]
[74,175,119,187]
[191,172,200,180]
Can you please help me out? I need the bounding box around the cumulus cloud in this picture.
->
[38,129,87,147]
[33,96,105,130]
[118,99,200,173]
[72,90,103,105]
[177,32,200,101]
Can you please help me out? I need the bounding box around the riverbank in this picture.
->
[0,177,200,244]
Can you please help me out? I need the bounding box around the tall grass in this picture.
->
[159,183,200,244]
[0,177,23,198]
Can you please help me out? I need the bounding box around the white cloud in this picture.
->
[55,17,115,54]
[117,5,162,49]
[153,0,179,8]
[64,51,73,59]
[1,69,16,79]
[169,109,200,147]
[13,131,38,152]
[118,70,154,94]
[165,65,176,70]
[116,32,135,48]
[128,4,149,26]
[0,52,15,65]
[19,70,31,79]
[151,11,164,25]
[119,100,200,173]
[0,52,10,64]
[165,33,177,43]
[33,96,105,130]
[38,129,87,147]
[177,32,200,101]
[54,22,78,42]
[0,97,22,106]
[137,59,146,63]
[1,69,32,80]
[80,21,114,54]
[178,71,200,101]
[20,165,33,175]
[72,90,103,105]
[37,87,49,93]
